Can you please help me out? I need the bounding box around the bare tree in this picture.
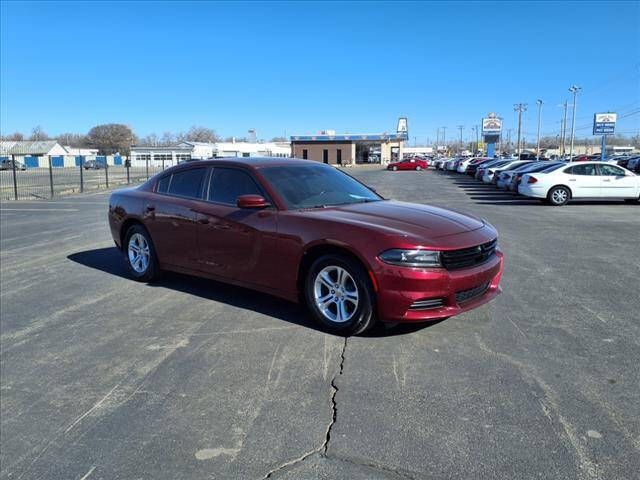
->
[29,126,49,141]
[185,126,219,143]
[87,123,137,155]
[2,132,25,141]
[57,133,87,147]
[140,133,159,147]
[270,136,287,142]
[160,131,175,146]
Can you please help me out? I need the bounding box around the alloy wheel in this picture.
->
[313,266,359,323]
[128,233,150,273]
[552,188,568,204]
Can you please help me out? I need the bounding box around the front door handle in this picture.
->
[146,205,156,212]
[603,179,611,182]
[197,218,210,225]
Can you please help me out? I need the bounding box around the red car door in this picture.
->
[143,167,206,269]
[192,167,279,287]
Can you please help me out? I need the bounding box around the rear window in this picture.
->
[166,168,206,198]
[156,175,171,193]
[541,163,566,173]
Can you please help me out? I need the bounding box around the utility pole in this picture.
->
[514,103,527,158]
[536,99,543,161]
[507,129,512,153]
[457,125,464,152]
[441,127,447,153]
[568,85,581,161]
[436,128,440,153]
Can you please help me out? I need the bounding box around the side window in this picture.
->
[208,168,264,205]
[167,168,206,198]
[567,164,596,176]
[599,164,625,176]
[156,175,171,193]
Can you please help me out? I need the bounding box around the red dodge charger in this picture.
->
[109,158,503,335]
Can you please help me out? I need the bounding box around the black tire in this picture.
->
[123,224,160,282]
[304,254,377,336]
[547,186,570,206]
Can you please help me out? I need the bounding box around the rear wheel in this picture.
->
[548,186,570,206]
[392,165,398,171]
[416,165,422,171]
[124,224,160,281]
[305,254,376,336]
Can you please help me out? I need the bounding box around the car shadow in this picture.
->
[67,247,435,337]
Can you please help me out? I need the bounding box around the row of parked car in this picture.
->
[432,155,640,206]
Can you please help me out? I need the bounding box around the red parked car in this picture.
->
[387,157,428,171]
[109,158,504,335]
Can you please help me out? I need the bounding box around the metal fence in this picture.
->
[0,156,167,200]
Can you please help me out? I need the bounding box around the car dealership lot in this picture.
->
[1,169,639,480]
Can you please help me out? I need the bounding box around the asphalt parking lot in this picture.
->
[1,167,639,480]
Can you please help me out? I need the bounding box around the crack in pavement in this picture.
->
[261,336,348,479]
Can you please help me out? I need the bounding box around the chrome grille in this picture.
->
[408,298,444,311]
[441,239,497,270]
[455,282,490,304]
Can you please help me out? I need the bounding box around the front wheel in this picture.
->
[547,186,570,206]
[416,165,422,171]
[392,166,398,171]
[305,254,377,336]
[124,224,160,281]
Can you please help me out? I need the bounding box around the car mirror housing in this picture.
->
[237,194,270,209]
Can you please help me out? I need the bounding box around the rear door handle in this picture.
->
[197,218,210,225]
[146,205,156,212]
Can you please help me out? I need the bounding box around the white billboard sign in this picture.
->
[482,117,502,134]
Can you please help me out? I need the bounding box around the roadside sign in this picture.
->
[593,113,616,135]
[482,117,502,134]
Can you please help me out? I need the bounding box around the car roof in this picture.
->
[172,156,318,169]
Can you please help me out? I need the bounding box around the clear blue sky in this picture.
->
[1,1,639,143]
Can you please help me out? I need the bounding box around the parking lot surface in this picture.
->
[1,168,639,480]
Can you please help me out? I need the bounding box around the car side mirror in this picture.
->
[237,194,270,209]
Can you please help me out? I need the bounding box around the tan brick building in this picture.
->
[290,133,406,165]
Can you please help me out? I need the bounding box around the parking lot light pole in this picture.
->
[536,100,543,161]
[568,86,581,161]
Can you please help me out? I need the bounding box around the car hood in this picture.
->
[300,200,486,241]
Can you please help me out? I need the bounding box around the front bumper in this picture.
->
[373,251,504,322]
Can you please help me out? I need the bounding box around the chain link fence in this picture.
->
[0,155,166,200]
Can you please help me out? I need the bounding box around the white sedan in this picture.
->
[518,162,640,205]
[482,160,530,184]
[457,157,475,173]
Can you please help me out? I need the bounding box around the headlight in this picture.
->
[379,249,441,268]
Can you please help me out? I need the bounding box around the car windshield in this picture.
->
[260,164,382,209]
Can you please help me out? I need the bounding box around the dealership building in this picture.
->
[290,119,408,165]
[130,140,290,167]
